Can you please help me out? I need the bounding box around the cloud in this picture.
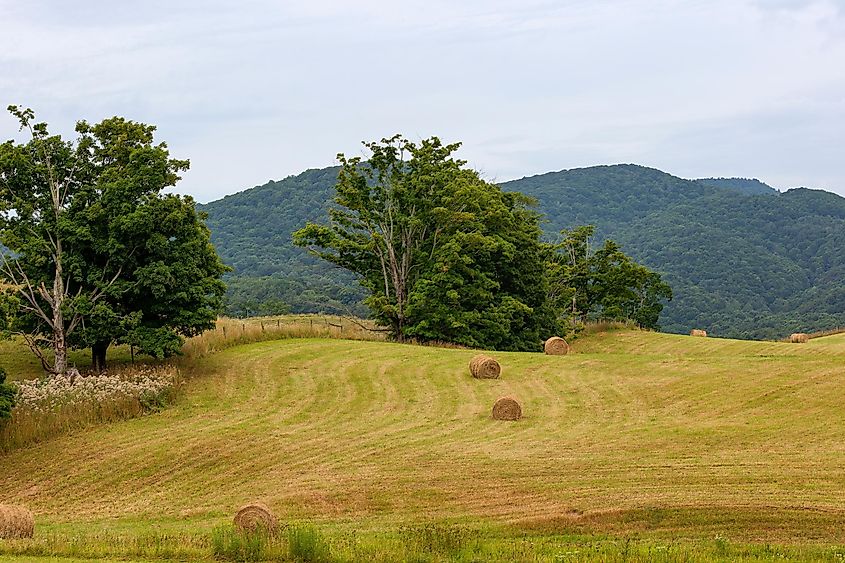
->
[1,0,843,201]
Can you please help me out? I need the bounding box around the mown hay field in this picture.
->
[2,329,845,561]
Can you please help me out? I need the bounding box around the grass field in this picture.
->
[2,327,845,561]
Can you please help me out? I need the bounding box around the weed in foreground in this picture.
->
[211,524,284,561]
[399,523,481,559]
[288,524,333,563]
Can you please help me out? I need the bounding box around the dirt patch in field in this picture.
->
[518,505,845,543]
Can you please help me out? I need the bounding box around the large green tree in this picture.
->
[294,135,558,350]
[548,225,672,330]
[0,107,227,373]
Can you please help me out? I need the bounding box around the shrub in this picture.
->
[210,525,277,561]
[12,366,178,411]
[0,368,15,421]
[288,525,332,563]
[1,365,179,452]
[399,523,478,557]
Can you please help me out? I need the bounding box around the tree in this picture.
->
[548,225,672,330]
[0,107,227,373]
[294,135,460,340]
[0,106,97,374]
[294,135,559,350]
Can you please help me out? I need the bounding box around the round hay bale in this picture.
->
[469,355,501,379]
[492,396,522,421]
[789,333,809,343]
[690,329,707,337]
[544,336,570,356]
[0,504,34,539]
[233,503,277,533]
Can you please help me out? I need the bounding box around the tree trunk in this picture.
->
[52,264,68,375]
[92,341,109,373]
[53,322,68,375]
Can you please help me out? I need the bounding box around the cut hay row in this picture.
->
[0,504,34,539]
[544,336,569,355]
[469,355,501,379]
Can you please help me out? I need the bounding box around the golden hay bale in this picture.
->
[492,396,522,421]
[544,336,570,356]
[690,329,707,337]
[0,504,34,539]
[469,355,501,379]
[233,502,277,533]
[789,333,809,343]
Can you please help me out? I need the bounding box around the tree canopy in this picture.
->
[294,135,560,350]
[0,107,227,373]
[548,225,672,330]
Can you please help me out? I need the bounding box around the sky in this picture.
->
[1,0,844,202]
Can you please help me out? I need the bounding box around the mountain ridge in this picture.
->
[199,163,845,339]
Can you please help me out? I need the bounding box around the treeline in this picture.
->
[223,274,366,318]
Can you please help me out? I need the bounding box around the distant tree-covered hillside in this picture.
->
[200,167,367,317]
[695,177,778,196]
[200,164,845,339]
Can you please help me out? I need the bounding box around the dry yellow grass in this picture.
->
[1,330,845,546]
[181,315,382,359]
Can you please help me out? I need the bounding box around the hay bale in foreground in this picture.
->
[790,332,809,343]
[492,397,522,421]
[234,503,277,533]
[0,504,34,539]
[690,329,707,337]
[544,336,570,356]
[469,355,501,379]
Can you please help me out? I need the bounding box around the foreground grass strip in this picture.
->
[2,525,845,562]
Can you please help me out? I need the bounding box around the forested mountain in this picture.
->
[199,164,845,339]
[199,166,366,317]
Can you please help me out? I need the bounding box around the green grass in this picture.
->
[0,339,135,381]
[2,328,845,560]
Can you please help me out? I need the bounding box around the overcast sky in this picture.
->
[1,0,843,202]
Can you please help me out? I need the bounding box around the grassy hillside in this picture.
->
[2,330,845,560]
[200,164,845,339]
